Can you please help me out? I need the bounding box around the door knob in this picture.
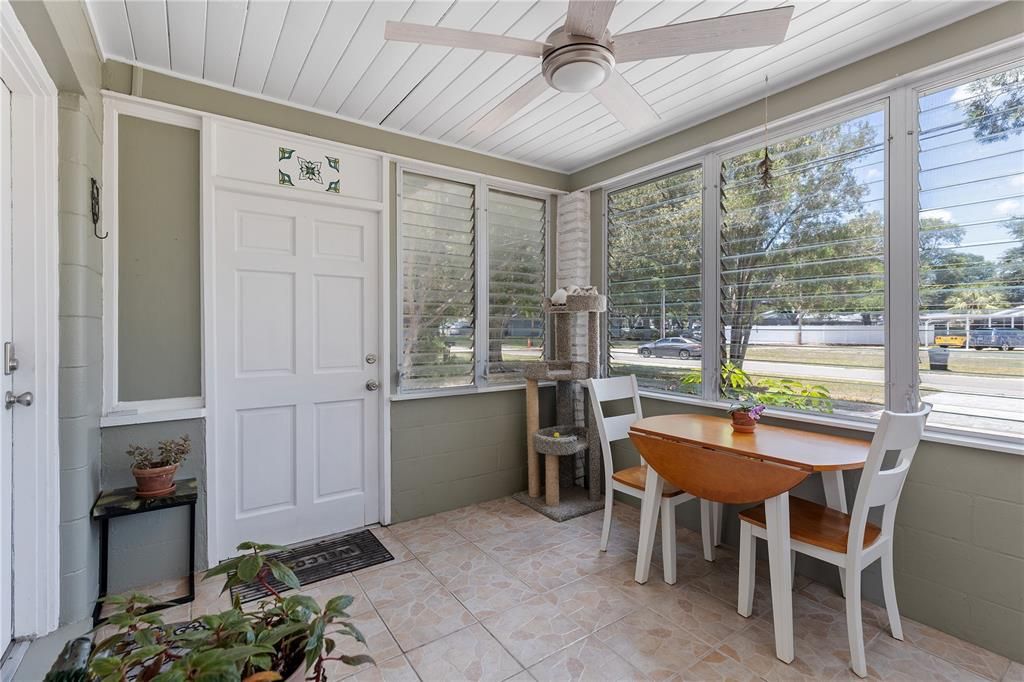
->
[5,391,33,409]
[365,380,379,391]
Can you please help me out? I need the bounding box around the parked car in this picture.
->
[637,336,703,359]
[968,328,1023,350]
[441,319,473,336]
[935,328,1022,350]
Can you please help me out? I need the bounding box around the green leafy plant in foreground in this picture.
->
[681,360,833,413]
[88,542,370,682]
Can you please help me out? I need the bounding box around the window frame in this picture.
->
[101,95,206,427]
[600,44,1024,454]
[395,163,552,395]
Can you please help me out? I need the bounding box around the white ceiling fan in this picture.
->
[385,1,795,135]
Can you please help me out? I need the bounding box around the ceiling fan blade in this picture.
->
[592,70,659,131]
[472,75,550,136]
[612,6,795,62]
[385,21,548,57]
[565,0,617,39]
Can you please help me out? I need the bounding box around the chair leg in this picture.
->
[846,565,867,678]
[881,544,903,640]
[661,498,677,585]
[600,485,614,552]
[737,521,756,617]
[700,499,714,562]
[714,502,724,547]
[791,549,797,588]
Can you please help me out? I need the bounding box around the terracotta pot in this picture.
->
[132,463,179,498]
[731,411,757,433]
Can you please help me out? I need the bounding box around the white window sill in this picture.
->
[100,406,207,427]
[634,389,1024,457]
[390,381,554,402]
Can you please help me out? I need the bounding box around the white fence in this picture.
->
[724,325,888,346]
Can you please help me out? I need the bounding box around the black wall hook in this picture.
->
[91,177,107,239]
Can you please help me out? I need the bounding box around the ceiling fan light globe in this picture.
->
[550,60,609,92]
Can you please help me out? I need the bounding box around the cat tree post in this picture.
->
[526,379,540,498]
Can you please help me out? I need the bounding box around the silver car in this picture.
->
[637,336,703,359]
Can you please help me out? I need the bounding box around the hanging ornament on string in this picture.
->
[756,74,774,189]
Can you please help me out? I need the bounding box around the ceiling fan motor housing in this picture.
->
[542,29,616,93]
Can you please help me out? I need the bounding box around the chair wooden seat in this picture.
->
[739,496,881,553]
[612,466,687,497]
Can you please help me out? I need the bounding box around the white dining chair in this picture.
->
[737,404,931,678]
[587,375,723,583]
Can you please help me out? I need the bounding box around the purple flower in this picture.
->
[748,405,766,421]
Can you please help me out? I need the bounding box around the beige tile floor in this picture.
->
[108,498,1017,682]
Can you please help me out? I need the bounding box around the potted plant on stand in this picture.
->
[84,541,370,682]
[728,399,766,433]
[127,435,191,498]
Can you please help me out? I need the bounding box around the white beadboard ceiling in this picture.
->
[85,0,1001,174]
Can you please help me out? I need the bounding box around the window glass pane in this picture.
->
[400,172,476,390]
[607,166,704,393]
[719,109,886,415]
[917,66,1024,439]
[487,189,546,382]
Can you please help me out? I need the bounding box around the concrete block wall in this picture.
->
[390,388,555,522]
[56,93,104,625]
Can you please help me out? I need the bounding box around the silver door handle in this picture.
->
[365,380,379,391]
[5,391,33,409]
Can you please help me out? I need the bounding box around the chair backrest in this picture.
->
[586,375,643,480]
[847,403,931,556]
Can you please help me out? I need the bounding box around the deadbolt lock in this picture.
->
[365,353,377,365]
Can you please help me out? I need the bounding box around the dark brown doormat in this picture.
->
[228,529,393,604]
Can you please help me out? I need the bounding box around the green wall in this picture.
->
[117,116,201,401]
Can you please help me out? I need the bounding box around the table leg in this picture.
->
[822,470,848,596]
[765,492,795,664]
[634,466,663,584]
[93,517,110,626]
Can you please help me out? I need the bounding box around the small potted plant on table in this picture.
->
[127,435,191,498]
[728,399,766,433]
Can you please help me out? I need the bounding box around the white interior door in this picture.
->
[214,187,380,558]
[1,79,13,655]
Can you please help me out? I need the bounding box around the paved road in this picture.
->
[610,349,1023,396]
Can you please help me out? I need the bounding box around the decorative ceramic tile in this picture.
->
[476,523,595,565]
[357,559,441,607]
[419,543,536,619]
[797,580,895,635]
[351,655,420,682]
[481,594,589,668]
[640,580,751,646]
[446,506,551,542]
[298,573,374,616]
[594,607,713,681]
[679,648,762,681]
[511,537,635,592]
[719,617,862,681]
[406,623,523,682]
[278,147,341,193]
[685,555,774,618]
[866,636,991,682]
[529,634,647,682]
[357,558,477,647]
[353,527,415,577]
[321,610,403,680]
[536,575,638,633]
[1003,661,1024,681]
[390,516,469,555]
[897,617,1011,680]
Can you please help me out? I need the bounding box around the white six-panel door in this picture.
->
[214,187,379,557]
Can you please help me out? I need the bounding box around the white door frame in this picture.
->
[0,2,61,638]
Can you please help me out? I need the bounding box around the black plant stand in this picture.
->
[91,478,198,626]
